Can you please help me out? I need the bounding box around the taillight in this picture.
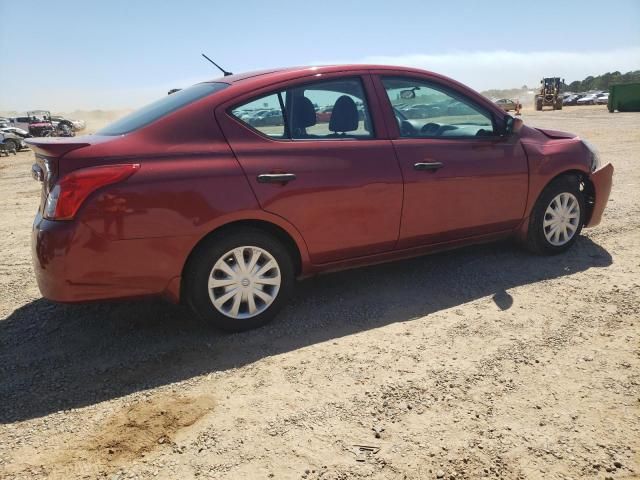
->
[44,164,140,220]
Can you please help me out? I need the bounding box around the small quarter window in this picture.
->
[230,93,286,138]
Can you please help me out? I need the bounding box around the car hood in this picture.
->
[534,127,577,140]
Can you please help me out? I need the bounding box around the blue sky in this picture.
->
[1,0,639,111]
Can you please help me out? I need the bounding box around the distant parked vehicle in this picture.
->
[0,126,32,139]
[8,111,57,136]
[0,131,26,153]
[316,106,333,123]
[494,98,521,112]
[242,109,270,123]
[563,94,584,106]
[8,111,79,137]
[596,93,609,105]
[577,93,601,105]
[7,110,78,137]
[249,110,284,127]
[50,115,86,132]
[403,103,442,119]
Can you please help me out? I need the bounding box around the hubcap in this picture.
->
[208,246,281,320]
[543,192,580,246]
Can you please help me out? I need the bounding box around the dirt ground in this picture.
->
[0,105,638,480]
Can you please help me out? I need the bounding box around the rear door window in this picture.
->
[229,76,375,140]
[288,78,373,139]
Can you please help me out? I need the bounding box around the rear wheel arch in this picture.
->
[181,219,304,300]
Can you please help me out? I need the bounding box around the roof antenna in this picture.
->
[201,53,233,76]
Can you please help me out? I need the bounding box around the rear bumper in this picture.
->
[32,212,193,303]
[585,163,614,227]
[32,212,77,302]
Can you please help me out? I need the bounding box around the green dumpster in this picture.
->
[608,83,640,112]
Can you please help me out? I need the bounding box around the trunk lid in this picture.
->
[25,137,92,158]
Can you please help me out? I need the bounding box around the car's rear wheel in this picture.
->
[525,175,585,255]
[185,228,294,332]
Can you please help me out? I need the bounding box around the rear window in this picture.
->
[97,82,228,135]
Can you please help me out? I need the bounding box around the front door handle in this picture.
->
[257,173,297,184]
[414,162,443,172]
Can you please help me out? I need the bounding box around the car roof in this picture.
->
[207,64,445,88]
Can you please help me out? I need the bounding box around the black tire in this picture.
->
[535,97,543,111]
[525,175,585,255]
[184,227,295,332]
[58,122,74,137]
[3,139,18,154]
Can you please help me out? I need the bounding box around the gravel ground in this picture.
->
[0,105,638,479]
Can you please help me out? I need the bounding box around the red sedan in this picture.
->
[28,65,614,331]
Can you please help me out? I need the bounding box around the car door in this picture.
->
[14,117,30,131]
[217,73,403,265]
[373,74,529,249]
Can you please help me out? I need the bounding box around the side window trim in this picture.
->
[277,91,290,138]
[380,75,500,140]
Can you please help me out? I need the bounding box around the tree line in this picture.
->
[564,70,640,92]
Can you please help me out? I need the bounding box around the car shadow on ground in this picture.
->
[1,237,611,423]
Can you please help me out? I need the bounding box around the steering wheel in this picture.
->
[420,123,440,135]
[396,117,416,137]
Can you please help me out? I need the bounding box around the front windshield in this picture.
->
[97,82,228,135]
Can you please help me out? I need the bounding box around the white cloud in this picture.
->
[315,47,640,92]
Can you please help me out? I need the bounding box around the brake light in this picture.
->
[44,164,140,220]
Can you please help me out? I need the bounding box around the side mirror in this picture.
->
[399,89,416,100]
[504,115,523,136]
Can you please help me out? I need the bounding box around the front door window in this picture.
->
[381,77,496,138]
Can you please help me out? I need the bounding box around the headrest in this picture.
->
[329,95,358,133]
[291,96,316,131]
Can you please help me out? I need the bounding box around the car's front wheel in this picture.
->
[185,228,294,332]
[3,139,18,153]
[525,175,585,255]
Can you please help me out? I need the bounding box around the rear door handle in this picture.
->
[257,173,297,184]
[414,162,443,172]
